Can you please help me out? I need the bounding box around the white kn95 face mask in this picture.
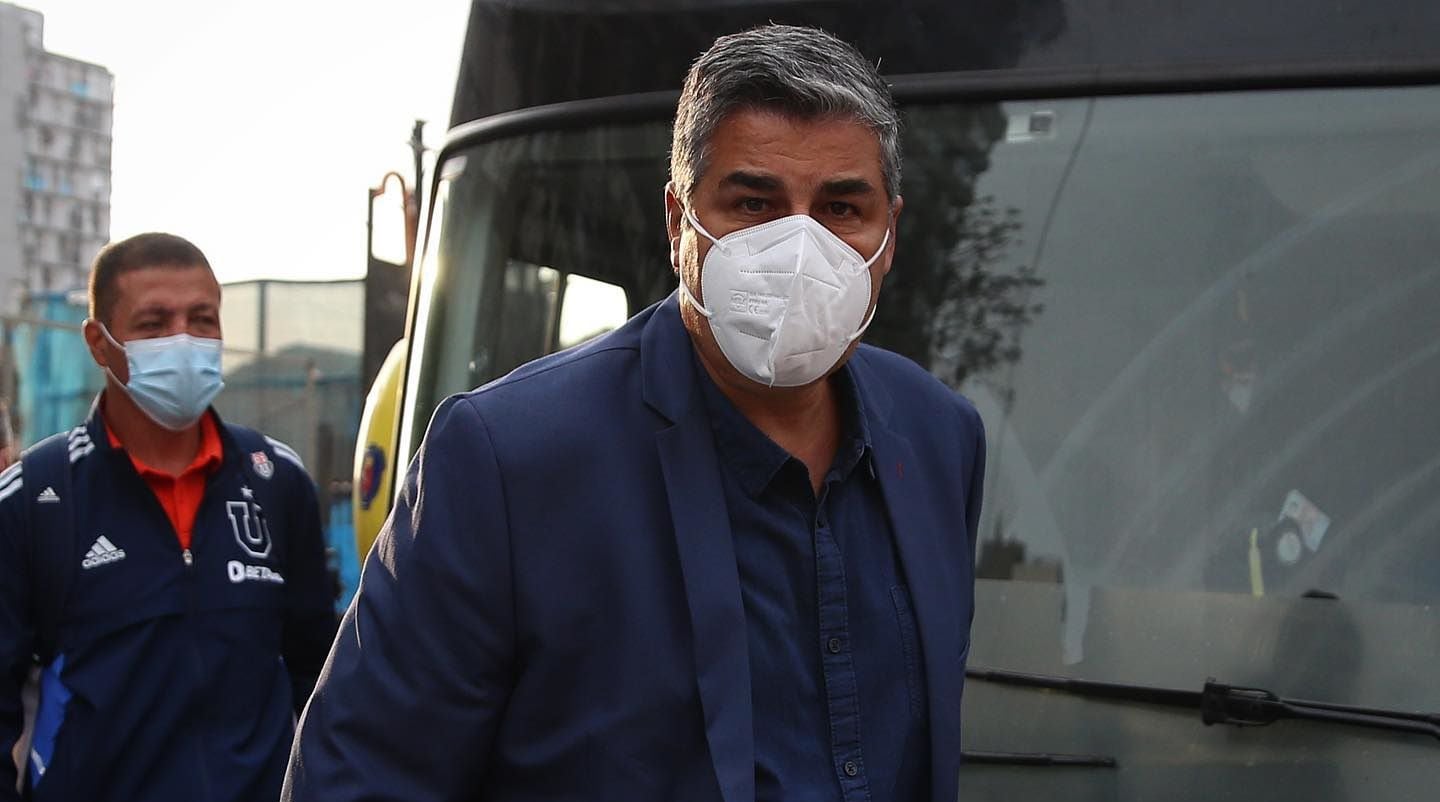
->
[677,209,888,387]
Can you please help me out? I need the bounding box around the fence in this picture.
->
[1,287,366,613]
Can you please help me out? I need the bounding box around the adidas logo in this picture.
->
[36,487,60,504]
[82,536,126,570]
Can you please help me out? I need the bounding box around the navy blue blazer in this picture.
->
[284,294,986,802]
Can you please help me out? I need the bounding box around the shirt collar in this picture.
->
[104,407,224,480]
[830,364,876,482]
[695,351,874,497]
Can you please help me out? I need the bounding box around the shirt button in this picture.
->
[844,760,859,777]
[827,637,843,654]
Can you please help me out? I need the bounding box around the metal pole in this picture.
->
[305,358,321,481]
[0,320,15,457]
[256,280,268,355]
[0,313,81,331]
[409,119,425,206]
[408,120,426,267]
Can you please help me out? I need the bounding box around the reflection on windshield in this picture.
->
[896,90,1440,617]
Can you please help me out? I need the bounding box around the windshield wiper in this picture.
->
[961,749,1116,768]
[967,666,1440,743]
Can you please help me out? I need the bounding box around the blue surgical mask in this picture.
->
[99,322,225,431]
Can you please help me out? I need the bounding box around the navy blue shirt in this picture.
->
[697,360,931,802]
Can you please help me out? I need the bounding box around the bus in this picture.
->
[354,1,1440,797]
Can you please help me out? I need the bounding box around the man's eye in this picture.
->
[740,198,767,213]
[827,202,857,217]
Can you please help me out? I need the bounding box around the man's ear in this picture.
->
[664,182,684,273]
[82,319,122,380]
[880,194,904,277]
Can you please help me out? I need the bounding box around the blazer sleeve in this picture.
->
[279,462,339,716]
[282,396,515,802]
[0,467,30,802]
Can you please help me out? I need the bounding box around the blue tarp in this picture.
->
[14,293,103,448]
[326,496,361,614]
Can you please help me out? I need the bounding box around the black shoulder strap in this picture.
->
[20,431,79,665]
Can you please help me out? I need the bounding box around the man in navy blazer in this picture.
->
[285,24,985,802]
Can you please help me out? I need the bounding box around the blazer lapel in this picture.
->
[862,367,964,802]
[644,295,755,802]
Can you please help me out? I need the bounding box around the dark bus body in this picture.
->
[370,1,1440,798]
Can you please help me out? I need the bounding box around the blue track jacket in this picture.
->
[0,404,336,802]
[285,294,986,802]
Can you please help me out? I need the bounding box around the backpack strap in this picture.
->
[20,430,80,666]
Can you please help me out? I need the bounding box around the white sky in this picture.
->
[22,0,471,283]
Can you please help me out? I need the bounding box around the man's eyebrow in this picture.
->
[718,170,783,192]
[131,304,172,319]
[820,177,878,196]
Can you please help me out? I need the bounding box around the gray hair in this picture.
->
[670,24,901,204]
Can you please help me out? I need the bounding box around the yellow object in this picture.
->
[352,339,407,561]
[1248,527,1265,597]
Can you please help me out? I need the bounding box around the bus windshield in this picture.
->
[404,83,1440,793]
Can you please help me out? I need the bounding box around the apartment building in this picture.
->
[0,3,112,313]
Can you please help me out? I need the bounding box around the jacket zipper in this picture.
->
[186,492,215,802]
[117,445,216,798]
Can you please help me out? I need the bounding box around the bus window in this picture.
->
[558,273,628,350]
[406,121,673,441]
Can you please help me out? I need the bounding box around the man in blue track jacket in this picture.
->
[286,25,986,802]
[0,233,337,801]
